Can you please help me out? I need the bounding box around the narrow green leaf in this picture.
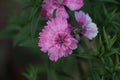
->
[108,9,117,23]
[110,35,117,48]
[76,53,95,59]
[103,4,108,17]
[101,0,120,4]
[113,73,120,80]
[0,25,20,39]
[112,21,120,26]
[103,27,109,49]
[52,9,56,18]
[92,71,101,80]
[30,7,40,38]
[116,54,120,65]
[108,57,113,66]
[92,46,98,55]
[48,67,58,80]
[13,25,30,46]
[19,38,38,47]
[99,35,105,56]
[56,70,72,79]
[23,65,38,80]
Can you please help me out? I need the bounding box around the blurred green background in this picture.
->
[0,0,46,80]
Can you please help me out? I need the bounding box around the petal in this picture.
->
[38,26,56,52]
[41,3,57,18]
[85,14,92,26]
[56,6,69,19]
[67,24,75,33]
[59,45,72,57]
[69,38,78,49]
[64,34,78,49]
[63,48,72,57]
[75,11,92,27]
[48,45,63,61]
[47,17,68,32]
[64,0,84,11]
[75,11,86,26]
[41,5,48,17]
[81,23,98,40]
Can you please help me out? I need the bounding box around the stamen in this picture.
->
[59,37,64,43]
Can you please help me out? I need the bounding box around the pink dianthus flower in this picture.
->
[38,17,78,61]
[75,10,98,39]
[41,0,84,19]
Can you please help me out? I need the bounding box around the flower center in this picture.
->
[55,33,66,44]
[59,37,64,43]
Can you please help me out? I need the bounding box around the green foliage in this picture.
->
[23,65,47,80]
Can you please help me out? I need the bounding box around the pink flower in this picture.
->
[75,11,92,27]
[81,23,98,40]
[38,17,78,61]
[41,0,84,19]
[75,10,98,39]
[41,2,57,18]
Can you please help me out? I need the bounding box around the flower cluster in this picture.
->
[41,0,83,19]
[38,0,98,61]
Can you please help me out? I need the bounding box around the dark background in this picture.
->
[0,0,46,80]
[0,0,25,80]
